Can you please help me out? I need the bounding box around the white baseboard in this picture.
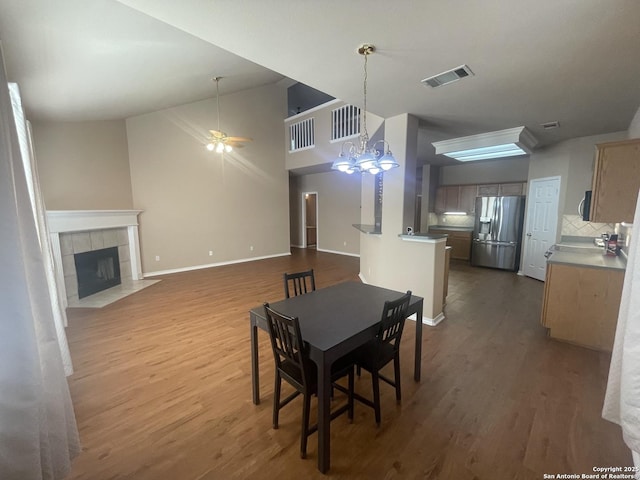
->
[144,252,291,277]
[316,247,360,258]
[407,311,445,327]
[358,273,368,284]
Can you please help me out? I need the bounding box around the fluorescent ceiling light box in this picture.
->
[433,126,538,162]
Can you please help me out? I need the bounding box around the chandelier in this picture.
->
[331,44,399,175]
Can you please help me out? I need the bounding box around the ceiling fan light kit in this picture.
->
[331,44,399,175]
[205,77,251,154]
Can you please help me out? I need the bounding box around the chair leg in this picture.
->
[273,372,281,429]
[300,393,311,459]
[372,370,381,426]
[348,368,354,421]
[394,354,402,402]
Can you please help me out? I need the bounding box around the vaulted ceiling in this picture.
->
[1,0,639,165]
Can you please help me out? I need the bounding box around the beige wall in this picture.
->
[126,83,290,274]
[629,106,640,138]
[289,170,361,255]
[31,120,133,209]
[439,156,530,186]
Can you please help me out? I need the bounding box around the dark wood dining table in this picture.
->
[249,281,424,473]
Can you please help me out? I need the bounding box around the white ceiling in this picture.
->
[2,0,640,166]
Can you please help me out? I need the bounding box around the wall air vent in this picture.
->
[422,64,474,88]
[540,121,560,130]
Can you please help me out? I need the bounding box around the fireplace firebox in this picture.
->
[74,246,121,299]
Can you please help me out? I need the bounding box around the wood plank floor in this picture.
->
[65,248,630,479]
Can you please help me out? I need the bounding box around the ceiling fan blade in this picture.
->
[225,136,252,143]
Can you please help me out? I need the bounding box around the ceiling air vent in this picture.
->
[422,64,474,88]
[540,121,560,130]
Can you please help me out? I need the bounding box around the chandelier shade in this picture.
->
[331,44,398,175]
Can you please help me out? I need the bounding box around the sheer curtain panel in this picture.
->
[0,48,80,479]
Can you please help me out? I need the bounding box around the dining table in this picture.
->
[248,281,424,473]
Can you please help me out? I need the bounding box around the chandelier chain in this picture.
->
[362,51,368,140]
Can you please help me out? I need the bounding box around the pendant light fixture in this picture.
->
[331,44,398,175]
[205,77,252,153]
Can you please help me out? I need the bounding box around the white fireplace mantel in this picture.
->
[47,210,144,307]
[48,209,143,233]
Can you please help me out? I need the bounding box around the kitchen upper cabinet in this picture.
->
[435,186,463,213]
[590,138,640,223]
[499,182,526,196]
[459,185,478,215]
[434,182,528,214]
[477,184,499,196]
[541,263,623,352]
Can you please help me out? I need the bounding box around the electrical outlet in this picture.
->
[343,241,347,246]
[209,251,213,256]
[250,245,254,251]
[155,255,160,261]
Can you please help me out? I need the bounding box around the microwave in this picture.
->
[581,191,592,221]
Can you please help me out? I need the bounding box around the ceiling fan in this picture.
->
[206,77,252,153]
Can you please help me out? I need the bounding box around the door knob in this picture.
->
[526,233,532,237]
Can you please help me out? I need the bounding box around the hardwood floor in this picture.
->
[65,249,630,479]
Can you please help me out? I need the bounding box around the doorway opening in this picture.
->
[301,192,318,249]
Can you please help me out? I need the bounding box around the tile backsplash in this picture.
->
[432,214,475,228]
[561,214,615,237]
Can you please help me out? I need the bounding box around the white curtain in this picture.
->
[603,191,640,466]
[9,83,73,376]
[0,49,80,479]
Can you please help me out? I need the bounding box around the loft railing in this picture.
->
[289,117,315,152]
[331,104,360,142]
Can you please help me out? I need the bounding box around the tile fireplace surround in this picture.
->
[47,210,157,308]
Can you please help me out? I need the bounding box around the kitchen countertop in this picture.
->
[398,233,448,243]
[428,225,474,232]
[547,247,627,271]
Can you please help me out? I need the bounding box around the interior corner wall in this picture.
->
[294,170,361,255]
[126,83,290,274]
[31,120,133,210]
[629,106,640,138]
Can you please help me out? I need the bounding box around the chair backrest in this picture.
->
[263,303,310,389]
[377,291,412,351]
[283,269,316,298]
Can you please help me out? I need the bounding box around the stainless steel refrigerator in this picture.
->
[471,195,526,271]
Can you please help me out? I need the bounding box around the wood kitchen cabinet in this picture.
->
[459,185,478,215]
[434,182,527,214]
[499,182,526,196]
[589,138,640,223]
[435,186,462,213]
[429,228,472,261]
[541,263,623,352]
[477,184,499,196]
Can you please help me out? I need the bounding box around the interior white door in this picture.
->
[522,176,560,281]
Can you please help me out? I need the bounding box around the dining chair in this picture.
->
[352,290,412,426]
[283,269,316,298]
[263,303,354,459]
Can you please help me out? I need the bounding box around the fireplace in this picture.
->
[74,246,121,299]
[47,210,144,307]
